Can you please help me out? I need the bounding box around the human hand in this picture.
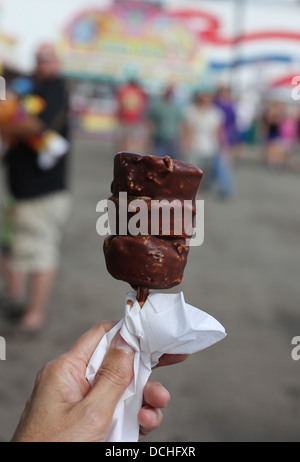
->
[1,116,44,138]
[11,322,187,442]
[17,116,45,136]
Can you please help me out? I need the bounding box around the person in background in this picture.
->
[115,76,148,154]
[0,43,71,337]
[182,85,235,199]
[182,86,223,166]
[147,84,184,159]
[260,100,285,167]
[215,86,238,151]
[279,104,299,169]
[0,196,15,305]
[0,132,14,307]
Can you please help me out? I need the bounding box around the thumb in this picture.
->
[86,332,135,415]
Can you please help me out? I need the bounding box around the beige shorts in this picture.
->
[11,192,72,273]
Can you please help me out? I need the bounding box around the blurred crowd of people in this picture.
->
[114,76,300,176]
[260,100,300,169]
[115,78,237,199]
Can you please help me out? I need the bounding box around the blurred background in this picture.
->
[0,0,300,442]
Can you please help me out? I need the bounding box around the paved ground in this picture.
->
[0,137,300,442]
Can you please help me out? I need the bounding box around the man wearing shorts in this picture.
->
[1,44,71,336]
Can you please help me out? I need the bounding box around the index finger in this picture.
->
[67,321,118,365]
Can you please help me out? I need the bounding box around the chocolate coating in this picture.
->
[104,152,202,292]
[104,235,189,290]
[112,152,203,200]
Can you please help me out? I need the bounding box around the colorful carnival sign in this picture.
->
[57,1,206,85]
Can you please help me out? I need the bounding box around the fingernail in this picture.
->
[113,333,135,354]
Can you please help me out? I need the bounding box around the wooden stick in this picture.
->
[137,286,149,308]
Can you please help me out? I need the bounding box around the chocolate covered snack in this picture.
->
[104,235,189,290]
[104,152,203,305]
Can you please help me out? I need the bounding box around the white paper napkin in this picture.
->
[38,131,69,170]
[86,291,226,442]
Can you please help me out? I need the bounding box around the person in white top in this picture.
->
[182,86,235,198]
[183,88,224,165]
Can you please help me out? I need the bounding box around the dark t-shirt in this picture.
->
[5,76,70,200]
